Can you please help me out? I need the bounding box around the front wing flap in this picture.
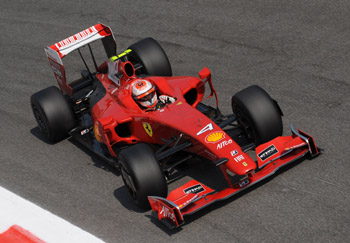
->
[148,125,320,229]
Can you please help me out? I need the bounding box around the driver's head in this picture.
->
[132,79,157,109]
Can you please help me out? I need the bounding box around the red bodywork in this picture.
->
[91,68,319,228]
[90,69,248,166]
[46,23,320,229]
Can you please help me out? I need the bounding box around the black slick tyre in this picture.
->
[232,85,283,145]
[118,143,167,209]
[30,86,77,143]
[128,38,172,76]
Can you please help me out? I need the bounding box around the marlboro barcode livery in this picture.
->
[31,23,320,229]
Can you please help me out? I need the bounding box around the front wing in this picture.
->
[148,124,320,229]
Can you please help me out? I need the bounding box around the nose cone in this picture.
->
[225,154,257,175]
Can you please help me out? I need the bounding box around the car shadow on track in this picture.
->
[31,126,121,175]
[113,187,149,213]
[31,125,149,214]
[67,137,121,176]
[30,126,54,144]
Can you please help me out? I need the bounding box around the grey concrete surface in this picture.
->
[0,1,349,242]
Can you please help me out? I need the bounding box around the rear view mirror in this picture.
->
[198,67,211,79]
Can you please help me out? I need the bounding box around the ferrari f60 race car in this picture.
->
[31,23,320,229]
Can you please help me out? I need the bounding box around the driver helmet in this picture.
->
[132,79,157,109]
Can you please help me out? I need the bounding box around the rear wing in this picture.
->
[44,23,116,95]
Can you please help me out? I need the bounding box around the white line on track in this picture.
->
[0,186,105,243]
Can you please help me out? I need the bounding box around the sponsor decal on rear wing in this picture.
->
[48,23,115,58]
[45,23,116,95]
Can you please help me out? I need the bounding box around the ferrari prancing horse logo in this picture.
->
[143,122,153,137]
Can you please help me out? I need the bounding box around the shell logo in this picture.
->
[205,131,225,143]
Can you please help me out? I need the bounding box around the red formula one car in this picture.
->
[31,23,320,229]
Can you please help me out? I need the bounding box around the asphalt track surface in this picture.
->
[1,1,349,242]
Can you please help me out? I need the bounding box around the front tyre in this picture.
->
[118,143,167,209]
[232,85,283,145]
[30,86,77,143]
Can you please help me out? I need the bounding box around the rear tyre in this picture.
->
[232,85,283,145]
[128,38,172,76]
[118,143,167,209]
[30,86,77,143]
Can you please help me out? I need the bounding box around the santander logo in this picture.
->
[55,26,97,49]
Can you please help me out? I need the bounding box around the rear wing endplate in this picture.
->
[44,23,116,95]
